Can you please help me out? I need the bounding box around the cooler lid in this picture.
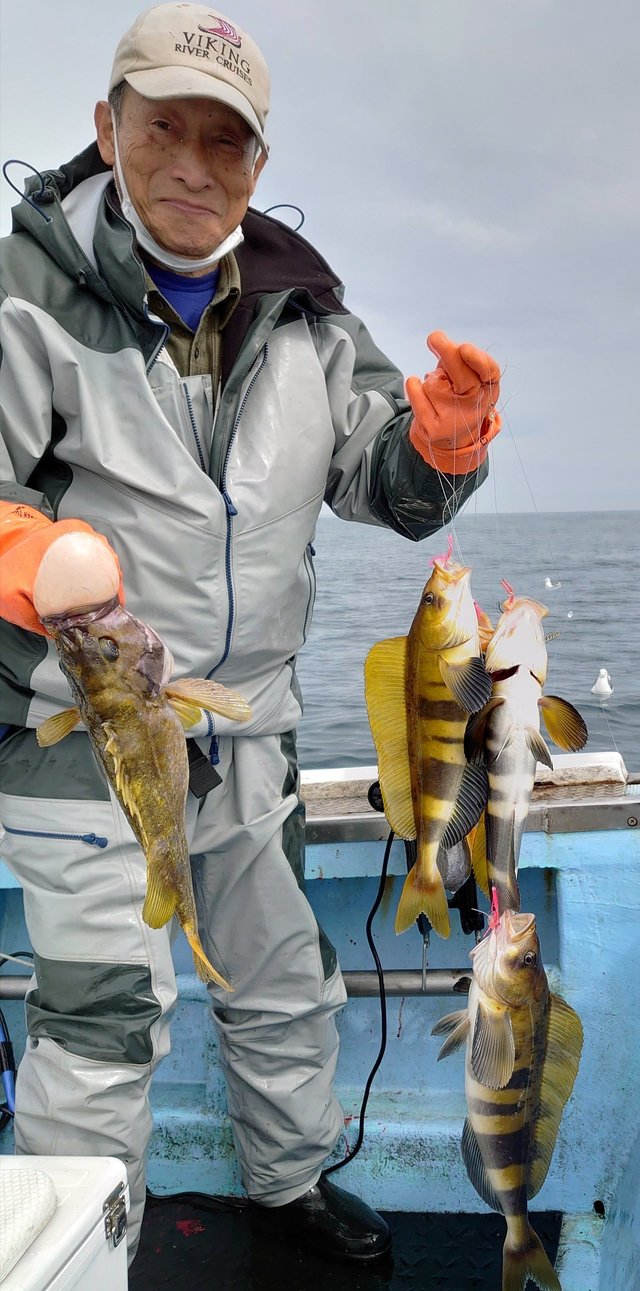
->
[0,1156,129,1289]
[0,1166,57,1281]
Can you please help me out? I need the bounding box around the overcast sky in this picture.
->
[1,0,638,511]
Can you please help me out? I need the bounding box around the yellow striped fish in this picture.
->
[433,909,583,1291]
[465,595,587,911]
[364,556,491,938]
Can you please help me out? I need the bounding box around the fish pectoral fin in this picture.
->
[395,862,450,939]
[440,762,489,850]
[439,655,493,713]
[432,1008,470,1060]
[364,637,415,840]
[470,814,490,898]
[525,726,554,769]
[471,999,515,1089]
[461,1118,503,1213]
[464,698,504,764]
[528,993,583,1199]
[164,696,202,730]
[36,707,81,747]
[538,695,588,752]
[165,678,252,724]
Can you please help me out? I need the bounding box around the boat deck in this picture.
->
[129,1192,562,1290]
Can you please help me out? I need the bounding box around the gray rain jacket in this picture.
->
[0,144,487,740]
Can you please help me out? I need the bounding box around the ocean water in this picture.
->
[295,509,640,774]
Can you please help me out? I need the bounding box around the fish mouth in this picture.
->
[500,909,536,941]
[431,559,470,584]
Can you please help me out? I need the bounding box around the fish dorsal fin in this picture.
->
[439,655,493,714]
[469,814,490,898]
[440,762,488,850]
[525,726,554,769]
[464,697,504,765]
[528,992,583,1198]
[364,637,415,840]
[36,707,81,747]
[165,678,252,723]
[538,696,588,752]
[432,1008,470,1060]
[471,997,515,1089]
[461,1117,503,1213]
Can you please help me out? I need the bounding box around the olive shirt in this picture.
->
[144,251,241,386]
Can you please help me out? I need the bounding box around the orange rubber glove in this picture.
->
[0,501,124,635]
[406,331,502,475]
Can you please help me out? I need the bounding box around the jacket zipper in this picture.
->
[3,825,108,848]
[182,385,207,471]
[209,343,270,676]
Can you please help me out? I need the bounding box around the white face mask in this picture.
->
[110,112,244,272]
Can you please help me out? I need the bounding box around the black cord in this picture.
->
[324,828,394,1175]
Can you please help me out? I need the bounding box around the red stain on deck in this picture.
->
[176,1218,206,1237]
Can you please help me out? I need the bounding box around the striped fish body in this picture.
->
[433,911,583,1291]
[479,666,543,911]
[365,559,491,940]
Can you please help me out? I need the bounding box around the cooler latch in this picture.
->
[103,1182,127,1248]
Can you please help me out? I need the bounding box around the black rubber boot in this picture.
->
[250,1173,391,1262]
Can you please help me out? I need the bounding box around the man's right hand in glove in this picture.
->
[0,501,123,635]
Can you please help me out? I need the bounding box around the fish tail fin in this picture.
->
[395,861,450,939]
[184,922,234,993]
[502,1225,561,1291]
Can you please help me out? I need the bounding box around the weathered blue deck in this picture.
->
[1,755,639,1289]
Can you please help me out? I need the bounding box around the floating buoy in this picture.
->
[544,576,562,589]
[591,668,613,698]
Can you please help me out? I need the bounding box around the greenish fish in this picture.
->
[36,599,252,991]
[433,908,583,1291]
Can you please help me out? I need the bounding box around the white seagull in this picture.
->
[544,576,562,589]
[591,668,614,698]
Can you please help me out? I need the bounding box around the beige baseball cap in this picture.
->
[109,3,270,152]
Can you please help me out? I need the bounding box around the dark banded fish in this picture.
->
[36,599,252,991]
[365,557,491,938]
[465,595,587,912]
[433,909,583,1291]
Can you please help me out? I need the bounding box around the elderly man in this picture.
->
[0,2,501,1265]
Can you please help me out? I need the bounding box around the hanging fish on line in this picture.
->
[433,908,583,1291]
[464,586,588,913]
[36,599,253,991]
[364,545,491,939]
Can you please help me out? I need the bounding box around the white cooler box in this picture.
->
[0,1155,129,1290]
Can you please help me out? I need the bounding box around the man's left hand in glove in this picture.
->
[406,330,502,476]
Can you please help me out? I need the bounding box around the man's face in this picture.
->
[95,87,266,264]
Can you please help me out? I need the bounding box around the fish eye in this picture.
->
[422,592,435,605]
[523,951,537,967]
[99,637,119,661]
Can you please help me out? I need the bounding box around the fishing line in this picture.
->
[323,827,394,1176]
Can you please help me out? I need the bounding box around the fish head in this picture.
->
[413,559,478,652]
[471,909,545,1006]
[484,596,549,683]
[45,599,174,701]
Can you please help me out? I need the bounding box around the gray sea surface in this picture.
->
[295,508,640,774]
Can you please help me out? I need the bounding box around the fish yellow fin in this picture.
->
[539,695,588,751]
[36,707,81,747]
[364,637,415,839]
[183,922,233,993]
[102,723,147,842]
[164,696,202,730]
[503,1226,561,1291]
[395,863,450,938]
[165,678,252,723]
[141,867,177,929]
[525,725,554,768]
[470,815,490,898]
[471,998,515,1089]
[528,992,583,1198]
